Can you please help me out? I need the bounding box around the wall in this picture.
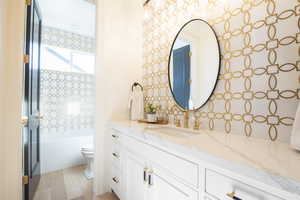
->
[94,0,143,195]
[0,0,7,199]
[40,132,93,173]
[143,0,300,142]
[40,70,95,133]
[39,0,96,37]
[1,0,25,199]
[42,25,96,53]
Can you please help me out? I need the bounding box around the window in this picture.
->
[41,45,95,74]
[72,52,95,74]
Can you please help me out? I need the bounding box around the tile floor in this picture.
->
[33,165,119,200]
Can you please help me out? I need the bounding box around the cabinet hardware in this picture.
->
[112,134,119,139]
[25,0,32,6]
[112,177,119,184]
[148,170,154,186]
[21,117,29,126]
[226,192,242,200]
[112,152,119,158]
[23,54,29,64]
[22,176,29,185]
[143,168,148,183]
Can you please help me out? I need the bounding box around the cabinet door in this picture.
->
[123,150,148,200]
[148,167,198,200]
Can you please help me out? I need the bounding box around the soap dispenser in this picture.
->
[291,103,300,151]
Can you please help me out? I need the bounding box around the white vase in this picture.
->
[147,113,157,123]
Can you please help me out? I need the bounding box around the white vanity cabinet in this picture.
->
[120,135,198,200]
[122,150,148,200]
[109,129,199,200]
[205,169,283,200]
[147,165,198,200]
[108,127,299,200]
[121,149,198,200]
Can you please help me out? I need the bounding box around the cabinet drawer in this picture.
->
[111,166,121,198]
[111,129,120,143]
[123,134,199,188]
[111,129,121,168]
[205,169,283,200]
[150,165,199,200]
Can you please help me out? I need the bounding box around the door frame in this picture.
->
[1,0,26,199]
[1,0,99,199]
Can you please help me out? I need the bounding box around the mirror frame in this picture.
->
[167,18,221,111]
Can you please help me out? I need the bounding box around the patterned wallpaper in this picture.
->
[142,0,300,142]
[42,26,96,53]
[40,70,95,133]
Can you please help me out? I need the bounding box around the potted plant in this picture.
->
[145,103,158,123]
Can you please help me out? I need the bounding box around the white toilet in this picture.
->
[81,145,94,179]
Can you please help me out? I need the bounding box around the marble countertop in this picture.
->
[109,120,300,198]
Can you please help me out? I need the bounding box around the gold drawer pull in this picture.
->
[227,192,242,200]
[112,152,119,158]
[112,177,119,183]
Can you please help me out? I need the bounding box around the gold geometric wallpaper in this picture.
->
[42,26,96,53]
[142,0,300,142]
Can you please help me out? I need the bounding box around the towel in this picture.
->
[128,89,144,121]
[291,103,300,150]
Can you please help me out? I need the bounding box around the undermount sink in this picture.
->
[145,126,199,137]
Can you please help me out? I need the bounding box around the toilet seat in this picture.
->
[81,145,94,179]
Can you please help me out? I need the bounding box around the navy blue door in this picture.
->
[24,0,42,199]
[172,45,191,109]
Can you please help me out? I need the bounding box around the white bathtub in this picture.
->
[40,130,94,174]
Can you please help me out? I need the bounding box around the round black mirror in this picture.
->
[168,19,221,111]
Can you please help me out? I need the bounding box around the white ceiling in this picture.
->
[38,0,96,37]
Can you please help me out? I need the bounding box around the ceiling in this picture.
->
[38,0,96,37]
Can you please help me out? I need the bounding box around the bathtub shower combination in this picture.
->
[40,70,95,178]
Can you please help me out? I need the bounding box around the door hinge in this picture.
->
[25,0,32,6]
[22,176,29,185]
[23,54,29,64]
[189,52,192,57]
